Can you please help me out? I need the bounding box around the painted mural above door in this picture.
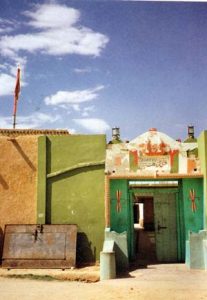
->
[106,128,200,175]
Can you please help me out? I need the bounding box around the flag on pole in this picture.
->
[13,67,21,129]
[13,67,20,115]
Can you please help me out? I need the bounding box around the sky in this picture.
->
[1,0,207,141]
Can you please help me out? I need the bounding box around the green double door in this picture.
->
[110,183,178,262]
[154,193,178,262]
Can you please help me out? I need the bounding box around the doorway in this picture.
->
[154,193,178,262]
[133,196,157,263]
[133,191,178,264]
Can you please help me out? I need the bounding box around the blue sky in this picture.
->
[1,0,207,141]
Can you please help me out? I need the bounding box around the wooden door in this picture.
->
[154,193,178,262]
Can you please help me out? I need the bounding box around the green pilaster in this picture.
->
[37,136,47,224]
[182,178,203,240]
[171,153,179,173]
[110,179,134,258]
[198,131,207,227]
[177,180,185,261]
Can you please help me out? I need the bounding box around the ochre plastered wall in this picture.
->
[0,136,38,254]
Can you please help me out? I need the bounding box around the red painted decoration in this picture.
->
[130,150,138,165]
[189,189,197,213]
[116,190,122,213]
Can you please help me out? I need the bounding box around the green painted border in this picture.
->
[37,136,47,224]
[177,180,185,261]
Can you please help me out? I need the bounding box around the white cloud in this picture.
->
[0,54,27,97]
[0,64,9,71]
[0,112,60,129]
[0,17,16,33]
[0,73,16,96]
[82,105,95,117]
[44,85,104,106]
[82,111,89,117]
[0,65,27,97]
[72,104,80,111]
[0,117,12,128]
[24,4,80,29]
[67,128,76,134]
[0,4,109,60]
[84,106,95,112]
[0,17,15,26]
[0,27,13,33]
[73,68,92,74]
[73,118,110,133]
[9,57,27,77]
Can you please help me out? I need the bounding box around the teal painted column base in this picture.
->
[203,240,207,269]
[100,229,129,280]
[186,230,207,269]
[100,251,116,280]
[185,240,190,267]
[104,230,129,271]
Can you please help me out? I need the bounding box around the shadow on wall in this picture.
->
[10,140,36,171]
[114,242,129,272]
[0,174,9,189]
[0,227,4,264]
[76,232,96,265]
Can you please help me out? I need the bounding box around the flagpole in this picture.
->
[13,114,16,129]
[13,67,20,129]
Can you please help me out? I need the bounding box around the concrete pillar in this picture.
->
[100,251,116,280]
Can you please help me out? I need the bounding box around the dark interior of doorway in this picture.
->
[133,196,157,265]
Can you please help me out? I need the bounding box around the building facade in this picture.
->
[1,127,207,269]
[105,128,207,268]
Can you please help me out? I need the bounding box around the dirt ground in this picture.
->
[1,264,207,300]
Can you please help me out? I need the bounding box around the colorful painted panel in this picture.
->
[106,129,200,175]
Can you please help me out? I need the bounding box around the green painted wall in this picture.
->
[182,178,203,240]
[198,131,207,227]
[38,135,106,263]
[110,179,134,258]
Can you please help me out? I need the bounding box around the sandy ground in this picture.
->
[1,264,207,300]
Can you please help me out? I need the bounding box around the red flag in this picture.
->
[13,67,20,115]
